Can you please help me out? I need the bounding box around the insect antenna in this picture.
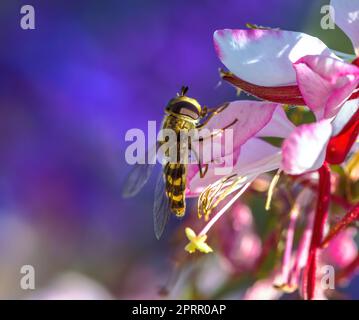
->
[178,85,189,96]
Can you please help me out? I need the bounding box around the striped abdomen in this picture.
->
[165,162,187,217]
[161,115,195,217]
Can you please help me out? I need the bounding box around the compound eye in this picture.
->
[178,107,199,120]
[170,101,200,120]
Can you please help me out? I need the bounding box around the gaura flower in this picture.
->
[182,0,359,300]
[213,0,359,170]
[213,0,359,118]
[183,101,292,254]
[183,101,358,298]
[186,100,294,198]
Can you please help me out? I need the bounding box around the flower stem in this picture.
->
[326,108,359,164]
[321,203,359,248]
[305,162,331,300]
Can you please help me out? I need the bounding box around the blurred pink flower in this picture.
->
[219,203,262,272]
[322,228,358,268]
[28,272,113,300]
[244,275,283,300]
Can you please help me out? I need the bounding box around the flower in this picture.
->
[281,99,359,175]
[218,202,262,273]
[243,275,283,300]
[213,0,359,172]
[322,228,358,269]
[184,227,213,254]
[213,0,359,118]
[181,0,359,300]
[213,2,359,174]
[186,101,294,198]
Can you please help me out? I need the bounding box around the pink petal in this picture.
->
[233,138,281,176]
[244,275,283,300]
[323,228,358,268]
[186,101,283,197]
[187,138,280,197]
[331,0,359,55]
[294,55,359,119]
[321,203,359,248]
[256,106,296,138]
[203,100,279,147]
[213,29,335,86]
[186,152,238,197]
[281,120,332,175]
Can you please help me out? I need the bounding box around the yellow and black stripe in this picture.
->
[165,162,187,217]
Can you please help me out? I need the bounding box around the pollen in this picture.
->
[184,227,213,254]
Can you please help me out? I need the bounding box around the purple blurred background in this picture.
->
[0,0,357,298]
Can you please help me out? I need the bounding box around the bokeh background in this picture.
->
[0,0,357,299]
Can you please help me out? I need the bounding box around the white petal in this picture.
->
[282,120,333,175]
[234,138,281,176]
[256,106,296,138]
[213,29,336,86]
[187,139,280,197]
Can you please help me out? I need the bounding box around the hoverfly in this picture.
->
[122,86,235,239]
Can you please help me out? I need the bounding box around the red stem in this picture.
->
[221,70,359,106]
[292,178,352,210]
[220,71,305,105]
[321,203,359,248]
[326,109,359,164]
[305,163,331,300]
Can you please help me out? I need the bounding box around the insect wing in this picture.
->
[122,162,155,198]
[122,144,158,198]
[153,171,171,240]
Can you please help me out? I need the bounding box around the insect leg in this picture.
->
[196,102,230,129]
[196,118,238,143]
[189,142,208,178]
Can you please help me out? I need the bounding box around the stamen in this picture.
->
[265,169,282,211]
[198,174,244,220]
[274,190,311,291]
[289,210,314,294]
[199,181,252,237]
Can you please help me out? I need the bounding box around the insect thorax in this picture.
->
[162,114,196,133]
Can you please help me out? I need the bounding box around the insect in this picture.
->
[122,86,234,239]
